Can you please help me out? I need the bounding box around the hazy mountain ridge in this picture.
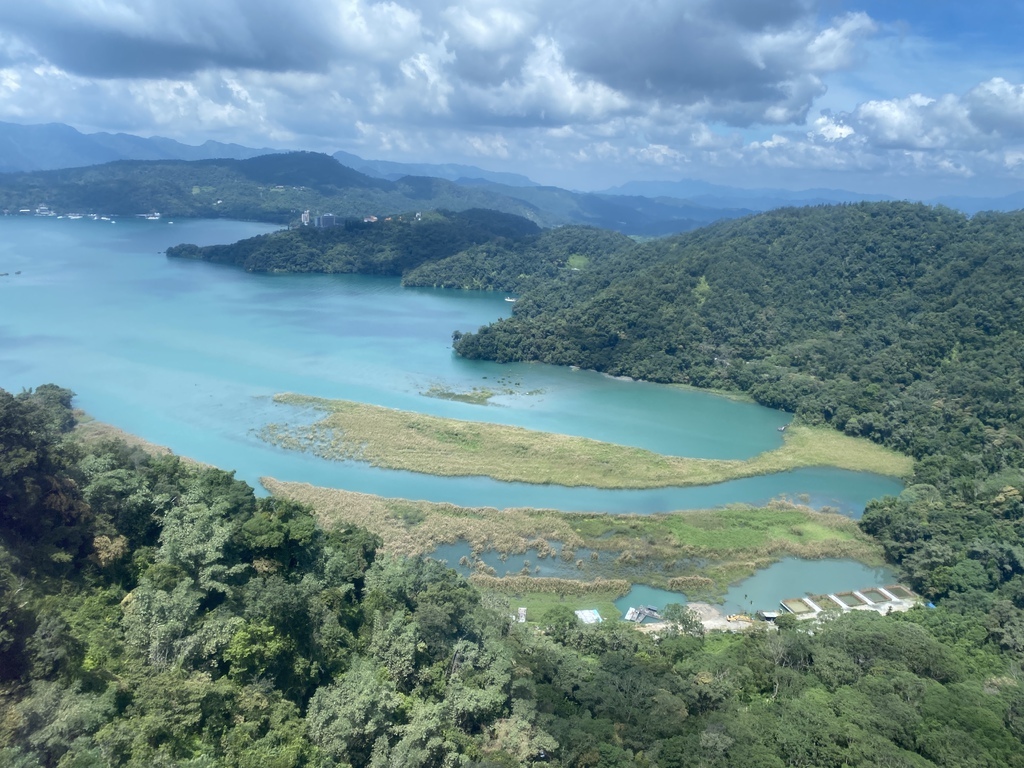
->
[0,148,746,235]
[4,119,1021,231]
[602,177,1024,215]
[0,121,282,173]
[332,149,539,187]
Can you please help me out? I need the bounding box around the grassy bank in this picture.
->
[468,580,627,625]
[74,412,207,466]
[260,393,914,489]
[262,478,884,597]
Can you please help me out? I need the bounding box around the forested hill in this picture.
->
[456,203,1022,464]
[0,151,747,234]
[0,152,539,225]
[6,386,1024,767]
[168,209,635,292]
[454,201,1024,613]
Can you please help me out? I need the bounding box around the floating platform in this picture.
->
[777,584,920,620]
[623,605,662,623]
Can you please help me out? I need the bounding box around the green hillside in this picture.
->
[4,386,1024,767]
[0,152,542,225]
[167,207,541,275]
[168,212,636,293]
[0,151,746,234]
[453,201,1024,606]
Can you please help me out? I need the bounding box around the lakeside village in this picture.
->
[3,204,165,221]
[298,208,422,227]
[569,583,926,634]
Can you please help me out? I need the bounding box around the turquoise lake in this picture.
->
[0,216,903,519]
[613,559,898,618]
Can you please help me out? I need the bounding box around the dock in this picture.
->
[623,605,662,623]
[777,584,921,620]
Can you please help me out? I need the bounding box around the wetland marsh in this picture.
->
[0,216,911,616]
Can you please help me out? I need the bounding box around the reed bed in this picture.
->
[421,385,498,405]
[261,393,913,489]
[74,412,207,466]
[263,478,884,596]
[260,478,585,557]
[468,575,631,598]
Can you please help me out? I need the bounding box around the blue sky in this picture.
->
[0,1,1022,197]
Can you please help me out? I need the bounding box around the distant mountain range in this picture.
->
[0,121,281,173]
[601,178,1024,216]
[0,120,1021,230]
[331,150,538,188]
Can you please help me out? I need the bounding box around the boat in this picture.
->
[504,297,517,302]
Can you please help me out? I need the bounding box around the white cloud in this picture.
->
[460,35,630,124]
[805,12,876,71]
[811,113,855,141]
[965,77,1024,139]
[442,2,533,52]
[0,1,1022,196]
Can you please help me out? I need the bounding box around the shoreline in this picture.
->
[262,477,884,600]
[259,393,915,490]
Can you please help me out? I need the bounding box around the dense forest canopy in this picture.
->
[455,203,1024,478]
[4,385,1024,767]
[167,208,635,295]
[167,208,542,276]
[8,199,1024,765]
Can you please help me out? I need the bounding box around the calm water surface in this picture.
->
[615,559,898,617]
[0,217,902,514]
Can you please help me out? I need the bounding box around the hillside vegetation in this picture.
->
[449,202,1024,612]
[0,151,743,234]
[0,152,544,225]
[456,203,1023,477]
[5,386,1024,767]
[169,209,633,291]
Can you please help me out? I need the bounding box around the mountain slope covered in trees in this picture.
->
[456,205,1019,459]
[452,202,1024,607]
[4,386,1024,767]
[0,152,746,235]
[168,208,635,295]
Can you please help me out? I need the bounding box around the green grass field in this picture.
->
[260,393,914,489]
[473,586,625,627]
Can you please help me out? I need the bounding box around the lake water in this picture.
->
[429,543,898,616]
[0,217,902,516]
[614,559,898,617]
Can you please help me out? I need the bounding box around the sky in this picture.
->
[0,1,1023,196]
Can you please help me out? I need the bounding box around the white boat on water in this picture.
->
[504,297,517,302]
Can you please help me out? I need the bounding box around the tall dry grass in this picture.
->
[469,574,631,598]
[261,394,913,489]
[264,477,885,596]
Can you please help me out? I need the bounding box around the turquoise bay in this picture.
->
[0,217,902,514]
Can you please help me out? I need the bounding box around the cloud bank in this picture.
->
[0,1,1021,194]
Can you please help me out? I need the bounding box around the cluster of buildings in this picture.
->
[299,210,421,228]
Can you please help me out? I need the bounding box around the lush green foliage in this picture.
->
[168,208,540,276]
[448,200,1024,713]
[9,199,1024,766]
[5,386,1024,766]
[455,203,1024,483]
[403,225,635,293]
[168,212,634,292]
